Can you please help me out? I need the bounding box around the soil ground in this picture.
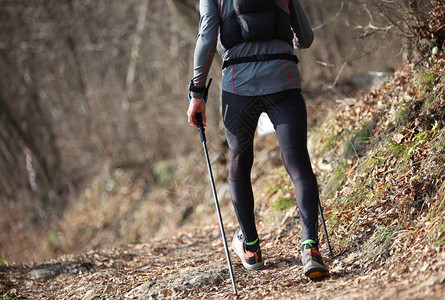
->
[2,212,444,299]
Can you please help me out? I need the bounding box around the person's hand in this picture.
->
[187,97,206,129]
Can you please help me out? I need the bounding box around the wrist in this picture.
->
[188,80,208,102]
[188,92,206,102]
[190,97,205,102]
[189,80,205,100]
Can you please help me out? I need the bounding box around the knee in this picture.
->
[229,148,254,181]
[281,146,314,180]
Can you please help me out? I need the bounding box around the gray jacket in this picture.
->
[191,0,313,98]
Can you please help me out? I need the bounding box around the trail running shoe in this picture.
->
[232,228,264,270]
[301,240,329,279]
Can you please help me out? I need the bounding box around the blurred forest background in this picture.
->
[0,0,437,263]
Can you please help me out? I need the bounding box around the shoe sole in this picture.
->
[232,240,264,271]
[241,260,264,270]
[304,260,329,279]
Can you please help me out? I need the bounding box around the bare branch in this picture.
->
[329,61,347,88]
[313,1,344,31]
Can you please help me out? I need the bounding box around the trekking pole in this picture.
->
[195,79,238,296]
[318,202,333,256]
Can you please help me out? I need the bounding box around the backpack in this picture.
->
[220,0,293,51]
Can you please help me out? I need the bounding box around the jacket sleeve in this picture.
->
[289,0,314,49]
[191,0,219,99]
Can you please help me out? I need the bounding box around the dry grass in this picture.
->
[308,53,445,263]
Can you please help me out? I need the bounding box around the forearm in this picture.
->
[290,0,314,49]
[191,0,219,98]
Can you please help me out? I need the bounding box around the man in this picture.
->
[187,0,329,279]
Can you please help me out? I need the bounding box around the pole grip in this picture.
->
[196,113,206,142]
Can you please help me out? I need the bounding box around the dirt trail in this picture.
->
[2,57,445,299]
[2,214,444,299]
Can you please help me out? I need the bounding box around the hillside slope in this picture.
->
[1,55,444,299]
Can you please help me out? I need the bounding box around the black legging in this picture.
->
[222,89,319,243]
